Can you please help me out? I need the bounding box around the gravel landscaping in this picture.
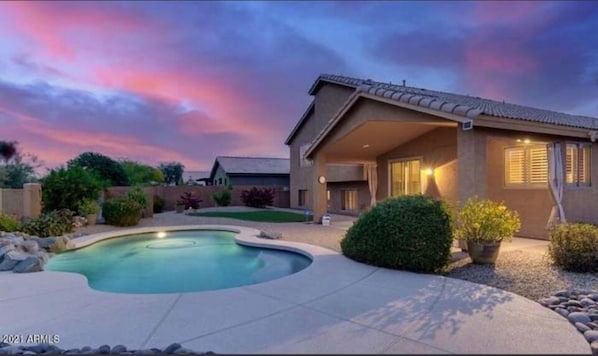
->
[0,342,212,355]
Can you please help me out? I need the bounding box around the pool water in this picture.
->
[45,230,311,294]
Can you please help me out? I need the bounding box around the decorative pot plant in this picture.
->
[78,199,100,226]
[178,191,202,212]
[454,196,521,264]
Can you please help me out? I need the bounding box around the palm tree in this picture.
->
[0,141,17,162]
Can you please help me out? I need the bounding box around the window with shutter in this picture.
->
[504,144,548,188]
[566,143,591,186]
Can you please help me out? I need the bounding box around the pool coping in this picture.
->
[2,225,590,354]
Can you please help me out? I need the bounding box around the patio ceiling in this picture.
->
[320,120,456,162]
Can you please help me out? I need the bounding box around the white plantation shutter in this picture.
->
[579,146,589,184]
[506,148,526,185]
[566,143,591,185]
[529,146,548,184]
[505,145,548,186]
[566,145,576,184]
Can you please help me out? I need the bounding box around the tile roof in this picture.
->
[215,156,290,175]
[313,74,598,130]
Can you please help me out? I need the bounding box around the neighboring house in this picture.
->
[208,156,290,187]
[285,74,598,239]
[183,170,211,186]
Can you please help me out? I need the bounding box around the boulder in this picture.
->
[0,251,30,271]
[49,235,75,253]
[32,237,55,250]
[21,240,40,253]
[0,244,16,258]
[13,255,44,273]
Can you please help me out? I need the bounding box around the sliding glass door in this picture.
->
[389,159,421,196]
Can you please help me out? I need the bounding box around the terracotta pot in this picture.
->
[467,241,501,264]
[86,213,97,226]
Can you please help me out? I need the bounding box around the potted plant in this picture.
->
[78,199,100,226]
[454,196,521,264]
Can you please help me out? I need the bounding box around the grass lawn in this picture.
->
[189,210,313,223]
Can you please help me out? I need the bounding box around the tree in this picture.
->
[159,161,185,186]
[0,142,43,188]
[68,152,129,186]
[41,166,105,212]
[0,151,43,188]
[120,160,164,186]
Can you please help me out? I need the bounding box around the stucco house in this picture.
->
[285,74,598,239]
[208,156,290,188]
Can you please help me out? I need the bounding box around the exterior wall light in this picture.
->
[425,168,434,176]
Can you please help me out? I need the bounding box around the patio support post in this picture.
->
[457,128,488,250]
[457,127,488,202]
[312,152,327,223]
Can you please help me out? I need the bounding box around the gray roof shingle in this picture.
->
[216,156,290,175]
[314,74,598,130]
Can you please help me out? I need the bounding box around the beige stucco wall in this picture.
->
[326,164,365,182]
[288,83,355,209]
[562,142,598,225]
[486,135,553,239]
[0,189,24,219]
[377,127,458,208]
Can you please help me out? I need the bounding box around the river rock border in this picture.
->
[539,289,598,355]
[0,342,212,355]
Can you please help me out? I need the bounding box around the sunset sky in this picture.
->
[0,1,597,172]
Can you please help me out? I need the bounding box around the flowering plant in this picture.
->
[454,196,520,243]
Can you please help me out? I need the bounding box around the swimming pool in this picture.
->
[45,229,312,294]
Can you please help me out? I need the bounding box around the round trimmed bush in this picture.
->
[340,195,454,273]
[548,223,598,272]
[102,197,143,227]
[0,212,20,232]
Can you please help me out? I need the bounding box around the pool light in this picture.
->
[156,232,167,239]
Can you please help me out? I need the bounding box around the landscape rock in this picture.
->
[13,255,44,273]
[540,296,561,306]
[569,312,592,324]
[258,231,282,240]
[112,345,127,353]
[586,330,598,343]
[21,240,39,253]
[0,244,15,258]
[576,322,592,333]
[98,344,111,354]
[30,237,54,250]
[164,343,182,354]
[591,341,598,356]
[49,235,75,253]
[0,251,29,271]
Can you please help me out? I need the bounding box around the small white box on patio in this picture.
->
[321,214,331,226]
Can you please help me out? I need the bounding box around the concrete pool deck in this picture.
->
[0,224,590,354]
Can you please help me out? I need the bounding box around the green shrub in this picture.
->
[21,209,75,237]
[0,212,20,232]
[548,223,598,272]
[212,188,232,207]
[340,195,453,273]
[102,197,143,227]
[126,185,147,209]
[41,166,104,212]
[454,196,520,243]
[153,195,165,213]
[78,199,99,215]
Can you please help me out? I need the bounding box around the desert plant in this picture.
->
[78,199,99,215]
[178,191,202,210]
[0,212,20,232]
[340,195,453,273]
[241,187,274,208]
[454,196,521,243]
[21,209,75,237]
[212,188,232,207]
[41,166,104,212]
[126,185,148,209]
[548,223,598,272]
[153,195,165,213]
[102,197,143,227]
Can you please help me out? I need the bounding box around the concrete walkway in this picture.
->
[0,224,590,354]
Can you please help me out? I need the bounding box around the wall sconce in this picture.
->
[424,168,434,176]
